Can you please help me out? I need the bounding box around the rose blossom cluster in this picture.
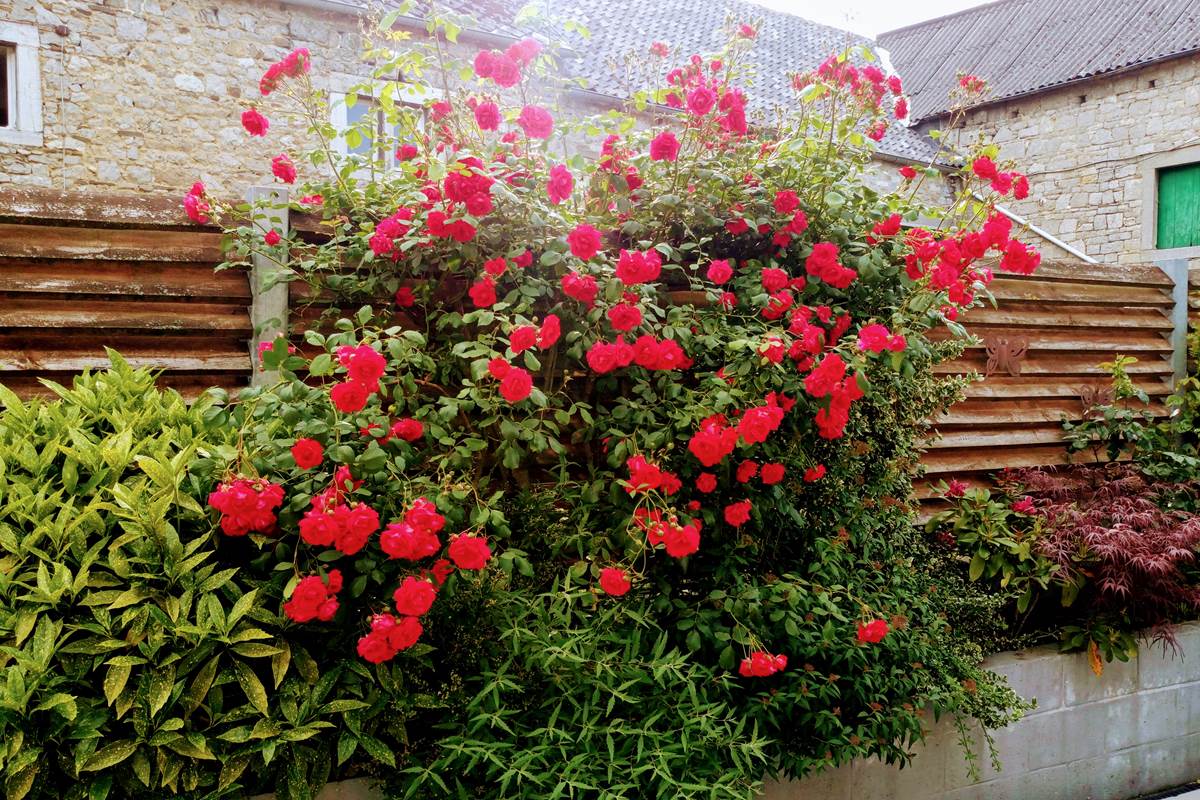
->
[329,343,387,413]
[356,573,442,664]
[283,570,342,623]
[739,650,787,678]
[259,47,310,96]
[208,477,285,536]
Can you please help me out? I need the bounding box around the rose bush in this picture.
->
[183,11,1042,798]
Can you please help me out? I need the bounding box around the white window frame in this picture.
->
[326,72,438,168]
[1140,143,1200,260]
[0,21,43,146]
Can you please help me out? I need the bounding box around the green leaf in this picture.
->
[218,754,251,790]
[233,661,270,715]
[968,553,985,582]
[309,353,333,376]
[81,741,138,772]
[356,734,396,768]
[104,664,131,707]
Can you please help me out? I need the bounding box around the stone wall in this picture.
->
[0,0,374,196]
[765,621,1200,800]
[942,54,1200,266]
[0,0,954,205]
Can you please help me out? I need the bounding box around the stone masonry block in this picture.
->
[1065,650,1138,706]
[986,647,1064,713]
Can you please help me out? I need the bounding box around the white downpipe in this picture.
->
[972,191,1098,264]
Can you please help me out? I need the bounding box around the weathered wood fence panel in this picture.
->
[0,188,252,397]
[0,191,1183,492]
[920,260,1176,493]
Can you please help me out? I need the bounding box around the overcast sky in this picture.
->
[745,0,987,37]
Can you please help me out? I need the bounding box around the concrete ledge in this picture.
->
[764,622,1200,800]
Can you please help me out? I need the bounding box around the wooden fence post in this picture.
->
[1157,257,1189,387]
[246,186,290,386]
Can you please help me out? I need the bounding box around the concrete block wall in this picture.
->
[763,621,1200,800]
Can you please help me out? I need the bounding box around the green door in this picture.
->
[1157,162,1200,249]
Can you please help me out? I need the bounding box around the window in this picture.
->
[1156,163,1200,249]
[0,21,42,145]
[328,75,438,167]
[1,44,11,128]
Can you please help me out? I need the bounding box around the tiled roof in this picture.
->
[879,0,1200,122]
[402,0,940,163]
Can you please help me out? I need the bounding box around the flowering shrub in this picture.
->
[184,11,1044,797]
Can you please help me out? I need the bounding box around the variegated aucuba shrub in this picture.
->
[0,355,381,800]
[191,7,1039,799]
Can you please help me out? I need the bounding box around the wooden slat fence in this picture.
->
[0,190,1184,494]
[920,260,1177,495]
[0,188,252,397]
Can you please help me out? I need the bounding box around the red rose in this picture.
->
[688,419,738,467]
[396,144,419,161]
[663,522,700,558]
[738,650,787,677]
[271,153,297,184]
[696,473,717,493]
[393,576,437,616]
[1013,174,1030,200]
[330,380,372,413]
[737,404,784,445]
[899,165,917,180]
[509,325,538,353]
[761,463,786,485]
[761,267,789,293]
[856,619,889,644]
[724,500,752,527]
[395,286,416,307]
[568,224,602,260]
[241,108,269,136]
[562,271,599,305]
[599,567,632,596]
[649,131,680,161]
[586,340,633,374]
[537,314,561,349]
[517,104,554,138]
[972,156,998,181]
[291,438,324,470]
[803,465,825,482]
[389,418,424,442]
[773,190,799,214]
[380,521,440,561]
[449,535,492,570]
[736,460,759,483]
[706,259,733,284]
[607,303,643,332]
[615,248,662,285]
[546,164,574,204]
[357,632,394,663]
[264,230,282,246]
[474,101,501,131]
[499,367,533,403]
[469,278,497,308]
[686,86,716,116]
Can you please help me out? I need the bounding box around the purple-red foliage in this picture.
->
[1000,464,1200,630]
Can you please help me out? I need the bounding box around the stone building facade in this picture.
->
[880,0,1200,269]
[0,0,942,203]
[0,0,383,196]
[948,55,1200,266]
